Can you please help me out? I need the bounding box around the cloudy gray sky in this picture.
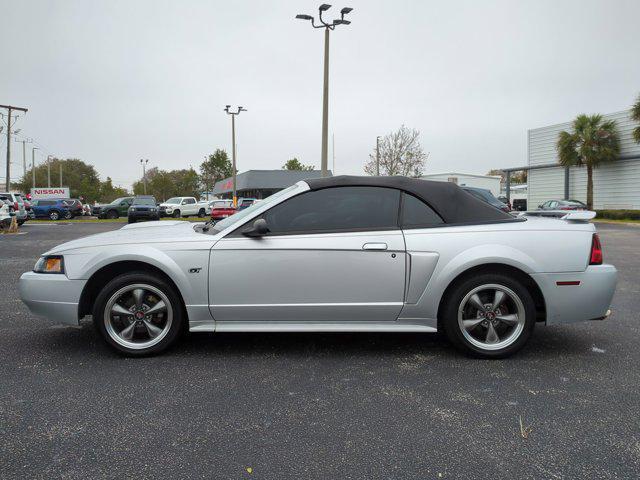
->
[2,0,640,189]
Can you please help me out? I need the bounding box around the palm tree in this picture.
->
[632,94,640,143]
[556,114,620,210]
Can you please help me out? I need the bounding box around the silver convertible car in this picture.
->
[19,176,617,358]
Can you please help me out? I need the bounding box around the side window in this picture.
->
[549,201,558,209]
[401,193,444,228]
[187,198,196,204]
[243,186,401,235]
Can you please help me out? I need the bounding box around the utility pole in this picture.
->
[15,138,33,179]
[47,155,52,188]
[31,147,39,189]
[59,161,63,187]
[296,5,353,178]
[1,104,29,190]
[140,159,149,194]
[224,105,247,207]
[376,136,381,176]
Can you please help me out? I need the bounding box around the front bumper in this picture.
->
[531,264,618,325]
[129,211,159,219]
[19,271,86,325]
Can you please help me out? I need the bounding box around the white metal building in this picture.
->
[525,110,640,209]
[421,172,502,196]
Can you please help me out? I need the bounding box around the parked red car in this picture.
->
[210,200,236,221]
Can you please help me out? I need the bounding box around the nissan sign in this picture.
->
[30,187,70,199]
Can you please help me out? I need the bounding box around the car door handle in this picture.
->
[362,242,388,251]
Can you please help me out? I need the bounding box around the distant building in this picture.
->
[212,169,332,199]
[421,172,502,196]
[504,110,640,209]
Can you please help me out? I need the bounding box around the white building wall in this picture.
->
[422,173,501,196]
[527,110,640,209]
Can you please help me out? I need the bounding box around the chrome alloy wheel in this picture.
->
[457,283,526,351]
[103,283,173,350]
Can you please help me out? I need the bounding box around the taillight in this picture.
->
[14,201,19,210]
[590,233,603,265]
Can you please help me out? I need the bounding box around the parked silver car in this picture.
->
[18,176,617,358]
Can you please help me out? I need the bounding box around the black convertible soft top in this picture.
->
[305,175,515,224]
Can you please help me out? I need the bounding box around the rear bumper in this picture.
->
[18,272,85,325]
[531,264,617,325]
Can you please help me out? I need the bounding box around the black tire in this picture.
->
[93,271,185,356]
[197,208,206,218]
[172,210,181,218]
[440,272,536,359]
[49,210,60,221]
[128,217,136,224]
[107,209,119,219]
[64,211,73,220]
[17,220,25,225]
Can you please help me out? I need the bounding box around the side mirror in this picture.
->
[243,218,269,238]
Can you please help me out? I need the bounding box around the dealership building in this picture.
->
[504,110,640,210]
[211,169,331,200]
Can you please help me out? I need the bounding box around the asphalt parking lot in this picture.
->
[1,222,639,479]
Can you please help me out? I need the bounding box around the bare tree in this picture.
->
[364,125,428,177]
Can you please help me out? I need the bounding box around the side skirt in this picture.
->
[189,320,437,333]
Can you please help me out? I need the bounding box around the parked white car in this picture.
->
[159,197,210,218]
[0,199,16,228]
[19,176,617,358]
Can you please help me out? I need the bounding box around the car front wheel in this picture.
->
[172,210,181,218]
[107,210,118,219]
[441,273,536,359]
[93,272,184,356]
[49,210,60,221]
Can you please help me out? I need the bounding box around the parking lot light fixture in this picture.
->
[295,4,353,177]
[224,106,247,207]
[140,159,149,194]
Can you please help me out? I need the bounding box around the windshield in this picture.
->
[165,197,181,204]
[110,197,126,205]
[133,197,156,205]
[210,184,300,234]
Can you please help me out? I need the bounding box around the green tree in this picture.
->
[631,93,640,143]
[133,167,200,201]
[282,158,314,171]
[16,158,119,203]
[557,114,620,209]
[99,177,129,203]
[200,149,233,192]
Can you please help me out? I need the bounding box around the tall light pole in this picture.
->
[296,5,353,177]
[46,155,52,187]
[31,146,39,189]
[140,159,149,194]
[15,137,33,179]
[224,105,247,207]
[376,136,381,176]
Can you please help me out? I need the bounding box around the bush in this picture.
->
[595,209,640,221]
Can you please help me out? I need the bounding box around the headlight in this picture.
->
[33,255,65,274]
[150,208,156,212]
[129,207,134,212]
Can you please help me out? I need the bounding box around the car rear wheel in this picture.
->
[107,209,118,219]
[64,211,72,220]
[172,210,181,218]
[49,210,60,221]
[197,208,206,218]
[441,273,536,359]
[93,272,184,356]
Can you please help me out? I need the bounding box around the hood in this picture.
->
[46,221,208,254]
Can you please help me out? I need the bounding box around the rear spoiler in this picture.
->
[518,210,596,222]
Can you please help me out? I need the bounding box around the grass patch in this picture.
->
[593,218,640,225]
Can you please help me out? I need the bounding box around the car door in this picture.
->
[209,186,406,323]
[183,198,197,216]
